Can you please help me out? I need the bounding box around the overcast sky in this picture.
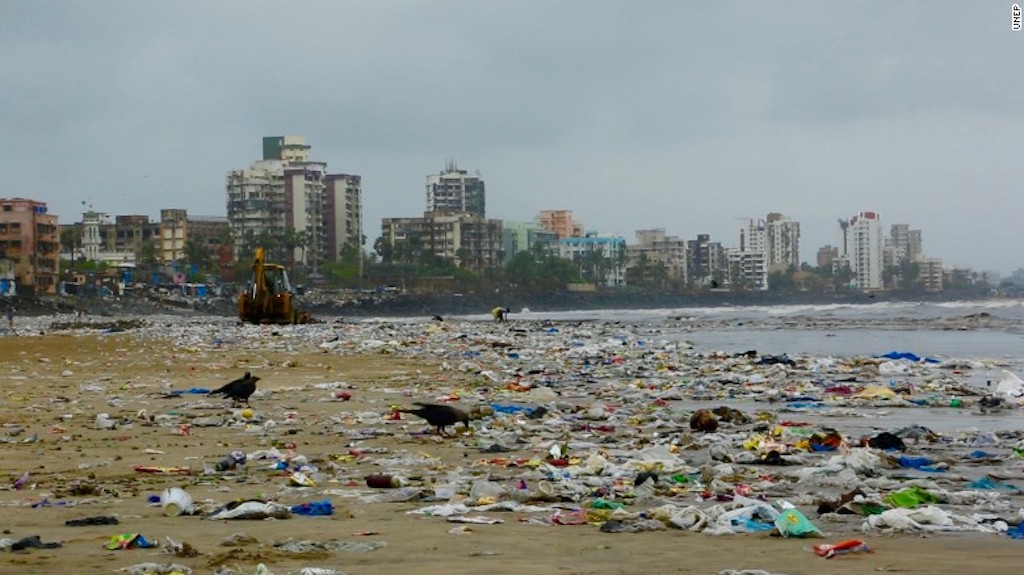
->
[2,1,1020,273]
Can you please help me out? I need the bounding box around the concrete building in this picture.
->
[918,258,944,292]
[65,210,226,270]
[727,215,798,289]
[686,234,725,288]
[67,207,140,266]
[323,174,363,262]
[627,228,687,286]
[559,232,626,287]
[882,223,940,290]
[227,136,363,269]
[0,198,59,294]
[65,211,147,266]
[885,224,925,266]
[765,213,800,272]
[283,161,327,269]
[538,210,584,240]
[80,210,107,262]
[226,158,287,256]
[738,219,767,254]
[380,212,504,274]
[845,211,884,290]
[726,248,768,290]
[159,209,188,263]
[503,221,559,264]
[817,245,839,269]
[728,220,769,289]
[426,161,485,216]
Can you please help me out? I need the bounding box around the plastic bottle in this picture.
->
[161,487,193,516]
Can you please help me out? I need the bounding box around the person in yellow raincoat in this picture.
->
[491,306,509,323]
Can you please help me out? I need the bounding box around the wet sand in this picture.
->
[1,331,1021,575]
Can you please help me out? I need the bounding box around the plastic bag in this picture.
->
[883,486,940,509]
[773,508,821,538]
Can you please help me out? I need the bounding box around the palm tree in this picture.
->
[60,227,81,258]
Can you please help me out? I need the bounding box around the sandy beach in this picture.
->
[1,320,1022,575]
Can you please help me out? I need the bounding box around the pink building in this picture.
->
[0,198,60,294]
[538,210,583,240]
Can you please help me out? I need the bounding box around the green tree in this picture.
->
[539,253,582,290]
[505,250,541,289]
[137,240,158,270]
[899,261,921,291]
[580,249,610,286]
[373,236,395,264]
[184,238,213,272]
[60,227,80,257]
[768,270,795,292]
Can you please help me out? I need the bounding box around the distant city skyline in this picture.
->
[1,1,1019,274]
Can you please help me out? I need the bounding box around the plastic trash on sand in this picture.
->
[105,533,158,550]
[207,501,291,520]
[117,563,193,575]
[161,488,193,517]
[812,539,872,559]
[864,505,953,532]
[995,370,1024,402]
[854,386,897,399]
[773,508,822,538]
[469,480,506,503]
[883,486,941,509]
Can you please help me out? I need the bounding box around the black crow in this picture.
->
[398,402,470,437]
[208,371,260,407]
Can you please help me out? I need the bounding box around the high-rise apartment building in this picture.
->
[426,161,485,216]
[0,198,59,294]
[729,220,768,290]
[845,211,883,290]
[765,213,800,272]
[686,234,725,288]
[728,214,799,289]
[227,136,363,269]
[324,174,363,262]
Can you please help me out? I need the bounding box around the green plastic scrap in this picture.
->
[883,486,941,509]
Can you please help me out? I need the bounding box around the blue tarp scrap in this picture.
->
[291,499,333,516]
[878,351,941,364]
[489,403,535,415]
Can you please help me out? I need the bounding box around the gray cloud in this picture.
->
[1,0,1020,273]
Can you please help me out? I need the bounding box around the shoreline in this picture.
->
[2,289,1011,321]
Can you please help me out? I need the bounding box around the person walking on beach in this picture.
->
[6,305,14,331]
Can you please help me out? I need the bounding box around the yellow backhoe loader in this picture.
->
[238,247,310,324]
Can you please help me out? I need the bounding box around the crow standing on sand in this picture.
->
[398,402,470,437]
[208,371,260,407]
